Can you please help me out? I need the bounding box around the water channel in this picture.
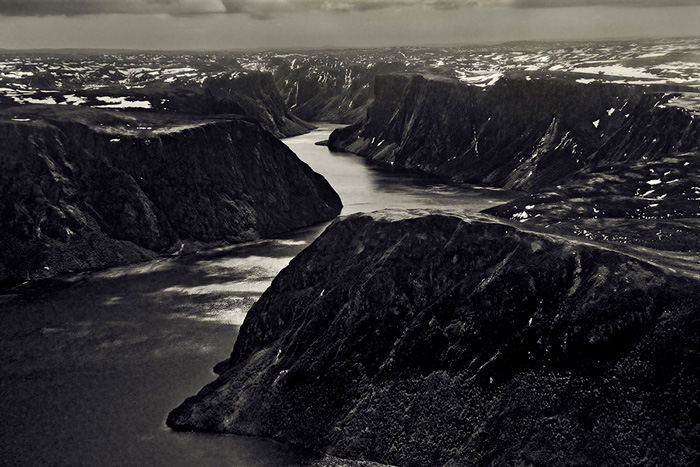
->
[0,124,519,466]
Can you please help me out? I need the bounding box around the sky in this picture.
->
[0,0,698,50]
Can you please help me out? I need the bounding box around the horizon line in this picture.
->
[1,34,698,55]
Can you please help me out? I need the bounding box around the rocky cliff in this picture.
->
[328,73,700,191]
[272,59,407,123]
[168,210,700,466]
[0,106,341,287]
[153,71,314,138]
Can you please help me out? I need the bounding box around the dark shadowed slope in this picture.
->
[0,106,341,286]
[168,210,700,466]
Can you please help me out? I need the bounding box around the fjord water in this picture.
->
[284,125,519,216]
[0,125,518,466]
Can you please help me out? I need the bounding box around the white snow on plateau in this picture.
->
[94,96,152,109]
[637,52,667,59]
[457,72,503,87]
[61,94,87,106]
[571,65,659,80]
[18,96,57,105]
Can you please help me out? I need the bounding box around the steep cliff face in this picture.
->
[176,71,313,138]
[168,210,700,466]
[0,106,341,286]
[329,73,700,191]
[214,72,313,137]
[273,61,406,124]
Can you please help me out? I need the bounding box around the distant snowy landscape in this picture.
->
[1,37,698,112]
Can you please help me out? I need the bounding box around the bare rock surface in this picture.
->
[486,152,700,253]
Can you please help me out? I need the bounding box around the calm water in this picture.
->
[0,125,519,466]
[285,125,518,216]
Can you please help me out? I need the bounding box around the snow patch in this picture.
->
[94,96,152,109]
[571,64,658,80]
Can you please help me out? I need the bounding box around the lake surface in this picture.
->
[0,124,519,466]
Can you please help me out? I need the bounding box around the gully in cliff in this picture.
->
[329,73,700,192]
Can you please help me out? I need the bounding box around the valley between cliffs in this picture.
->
[164,72,700,467]
[5,41,700,467]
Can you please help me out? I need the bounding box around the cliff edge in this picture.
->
[168,210,699,466]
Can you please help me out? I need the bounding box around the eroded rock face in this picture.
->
[167,71,313,138]
[273,61,407,124]
[0,106,341,286]
[168,210,700,466]
[329,73,700,191]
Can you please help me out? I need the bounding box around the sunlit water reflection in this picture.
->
[0,124,519,466]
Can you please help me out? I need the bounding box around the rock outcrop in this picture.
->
[329,73,700,191]
[198,72,313,138]
[0,106,341,286]
[168,210,700,466]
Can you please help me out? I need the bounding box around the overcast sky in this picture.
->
[0,0,698,50]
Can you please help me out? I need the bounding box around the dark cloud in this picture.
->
[1,1,699,49]
[0,0,483,17]
[0,0,696,18]
[0,0,227,16]
[509,0,700,7]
